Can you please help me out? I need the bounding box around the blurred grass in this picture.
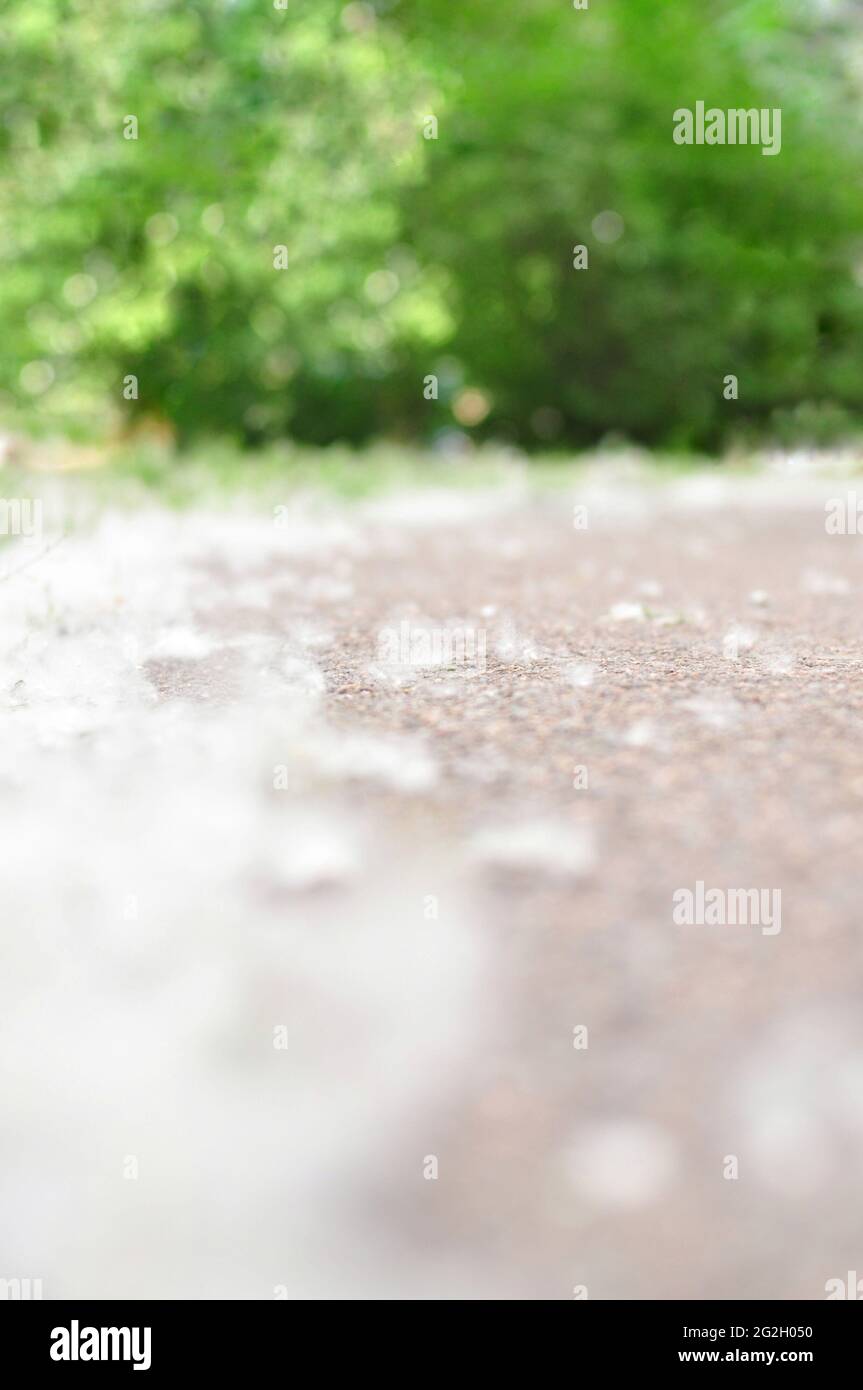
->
[2,435,788,549]
[88,439,534,505]
[2,437,721,525]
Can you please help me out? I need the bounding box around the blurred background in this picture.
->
[7,0,863,1308]
[2,0,863,462]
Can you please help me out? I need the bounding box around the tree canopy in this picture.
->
[1,0,861,452]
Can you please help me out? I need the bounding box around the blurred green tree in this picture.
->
[0,0,438,443]
[1,0,862,452]
[397,0,863,449]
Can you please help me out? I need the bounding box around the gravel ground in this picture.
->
[2,460,863,1299]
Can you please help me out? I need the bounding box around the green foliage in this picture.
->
[1,0,862,452]
[0,0,435,443]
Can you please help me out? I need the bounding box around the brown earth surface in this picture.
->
[3,465,863,1298]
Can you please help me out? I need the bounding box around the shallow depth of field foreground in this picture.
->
[2,451,863,1299]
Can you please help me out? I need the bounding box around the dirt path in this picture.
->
[3,464,862,1298]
